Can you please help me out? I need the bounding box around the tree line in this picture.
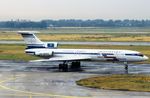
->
[0,19,150,28]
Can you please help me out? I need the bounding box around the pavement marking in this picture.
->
[0,77,18,83]
[0,74,91,98]
[0,74,25,83]
[29,95,32,98]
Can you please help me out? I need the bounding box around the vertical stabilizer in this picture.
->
[18,31,43,45]
[18,31,58,49]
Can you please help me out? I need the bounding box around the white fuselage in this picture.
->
[25,48,148,62]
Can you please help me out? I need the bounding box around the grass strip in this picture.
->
[76,74,150,92]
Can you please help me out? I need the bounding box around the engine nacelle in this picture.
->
[26,42,58,49]
[35,51,53,57]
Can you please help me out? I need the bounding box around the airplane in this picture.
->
[18,31,149,72]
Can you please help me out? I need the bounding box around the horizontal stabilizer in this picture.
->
[18,31,39,34]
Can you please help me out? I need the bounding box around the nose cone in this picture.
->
[143,55,149,61]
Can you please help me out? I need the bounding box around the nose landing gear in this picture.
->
[124,62,128,74]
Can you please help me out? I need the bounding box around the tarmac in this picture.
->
[0,60,150,98]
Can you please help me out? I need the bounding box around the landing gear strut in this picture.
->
[59,62,68,72]
[124,62,128,74]
[58,61,81,72]
[70,62,81,71]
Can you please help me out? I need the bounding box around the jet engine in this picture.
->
[35,51,53,57]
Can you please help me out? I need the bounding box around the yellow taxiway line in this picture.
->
[0,74,91,98]
[29,95,32,98]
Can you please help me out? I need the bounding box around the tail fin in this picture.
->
[18,31,43,45]
[18,31,58,49]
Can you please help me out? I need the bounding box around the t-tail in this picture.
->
[18,31,58,49]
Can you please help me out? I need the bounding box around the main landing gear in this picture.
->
[59,61,81,72]
[59,63,68,72]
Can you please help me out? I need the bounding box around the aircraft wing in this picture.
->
[30,56,91,62]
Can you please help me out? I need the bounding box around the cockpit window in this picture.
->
[138,54,144,57]
[125,53,144,57]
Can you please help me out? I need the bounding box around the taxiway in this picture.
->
[0,60,150,98]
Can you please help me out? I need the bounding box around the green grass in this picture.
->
[0,27,150,60]
[76,75,150,92]
[37,27,150,34]
[0,44,38,61]
[1,27,150,42]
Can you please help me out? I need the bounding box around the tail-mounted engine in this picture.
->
[35,51,53,57]
[26,42,58,49]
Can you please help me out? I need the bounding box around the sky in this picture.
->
[0,0,149,21]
